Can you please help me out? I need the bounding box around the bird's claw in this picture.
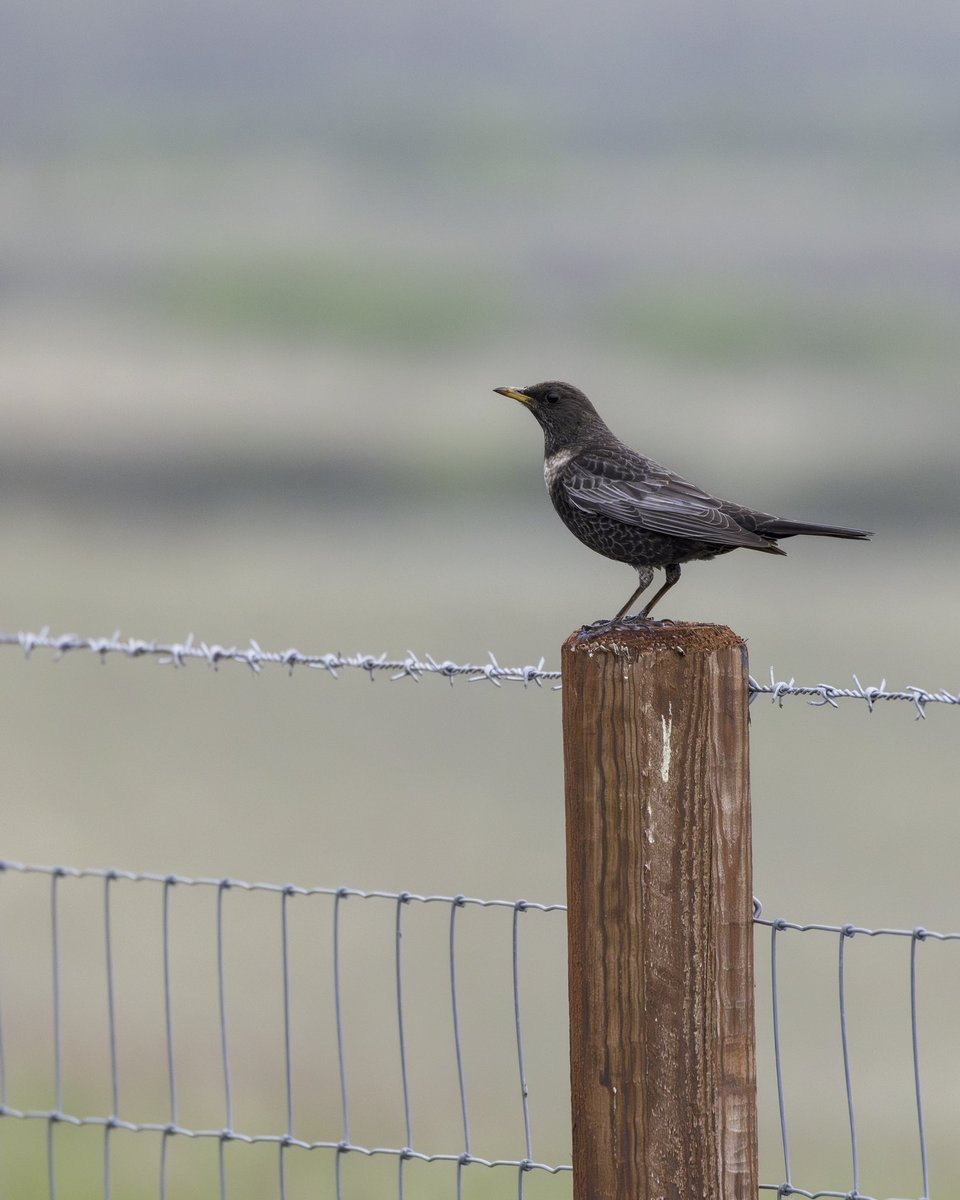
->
[578,615,675,638]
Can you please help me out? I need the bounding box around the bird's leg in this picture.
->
[638,563,681,619]
[582,565,680,635]
[611,567,654,623]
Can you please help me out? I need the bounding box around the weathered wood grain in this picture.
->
[562,622,757,1200]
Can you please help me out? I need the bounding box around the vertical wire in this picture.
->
[281,888,295,1141]
[47,1117,56,1200]
[0,995,5,1117]
[396,894,414,1200]
[333,890,350,1143]
[838,926,859,1196]
[449,898,471,1161]
[395,894,413,1152]
[218,1136,227,1200]
[335,1146,344,1200]
[104,875,120,1113]
[0,867,8,1111]
[216,882,233,1200]
[910,930,929,1199]
[770,922,792,1188]
[103,873,119,1200]
[160,888,173,1200]
[51,871,63,1114]
[103,1124,112,1200]
[280,887,295,1200]
[159,1129,170,1200]
[333,887,350,1200]
[162,878,178,1128]
[512,902,533,1163]
[278,1140,287,1200]
[49,870,63,1200]
[217,881,233,1133]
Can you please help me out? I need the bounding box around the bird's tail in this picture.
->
[759,519,872,541]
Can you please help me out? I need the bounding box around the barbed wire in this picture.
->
[747,668,960,719]
[0,628,957,715]
[0,628,559,687]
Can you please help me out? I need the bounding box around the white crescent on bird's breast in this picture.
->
[544,447,576,487]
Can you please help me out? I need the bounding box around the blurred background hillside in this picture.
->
[1,1,958,1197]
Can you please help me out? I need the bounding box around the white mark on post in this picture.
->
[660,705,673,783]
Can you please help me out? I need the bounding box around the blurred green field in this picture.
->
[3,1,960,1194]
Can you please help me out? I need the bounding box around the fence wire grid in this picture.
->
[0,860,955,1200]
[0,861,570,1200]
[752,900,954,1200]
[1,629,959,715]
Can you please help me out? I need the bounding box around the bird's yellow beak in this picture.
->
[494,386,532,406]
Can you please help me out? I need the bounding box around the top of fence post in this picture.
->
[561,621,757,1200]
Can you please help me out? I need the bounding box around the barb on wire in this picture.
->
[749,668,960,719]
[0,628,559,688]
[1,628,957,713]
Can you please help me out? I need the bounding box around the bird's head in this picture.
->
[493,381,606,452]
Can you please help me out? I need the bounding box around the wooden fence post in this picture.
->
[562,622,757,1200]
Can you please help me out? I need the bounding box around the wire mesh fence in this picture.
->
[0,861,571,1199]
[752,902,959,1200]
[1,860,957,1200]
[1,627,956,1198]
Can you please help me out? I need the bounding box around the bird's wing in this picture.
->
[562,451,775,550]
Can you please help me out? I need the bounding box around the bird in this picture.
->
[494,381,872,622]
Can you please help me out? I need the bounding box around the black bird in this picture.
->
[494,381,872,621]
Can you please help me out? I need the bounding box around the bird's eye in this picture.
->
[545,391,560,404]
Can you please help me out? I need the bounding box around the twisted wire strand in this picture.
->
[2,628,958,713]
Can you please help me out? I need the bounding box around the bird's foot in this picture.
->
[578,614,675,638]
